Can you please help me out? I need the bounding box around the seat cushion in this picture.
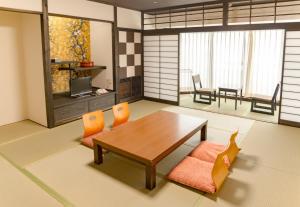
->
[81,130,108,149]
[190,141,230,167]
[197,88,216,93]
[168,156,216,193]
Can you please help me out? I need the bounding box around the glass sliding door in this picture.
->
[245,30,284,97]
[180,29,284,97]
[211,31,248,90]
[180,32,211,92]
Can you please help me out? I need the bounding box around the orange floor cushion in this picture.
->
[190,141,230,167]
[81,131,106,149]
[168,156,216,193]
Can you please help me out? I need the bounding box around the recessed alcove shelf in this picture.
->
[51,61,107,72]
[59,66,107,72]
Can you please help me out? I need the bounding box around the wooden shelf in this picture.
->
[51,61,78,65]
[58,66,107,72]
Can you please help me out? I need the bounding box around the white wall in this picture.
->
[117,7,141,30]
[0,0,42,12]
[0,11,47,127]
[0,11,27,126]
[90,21,113,90]
[21,14,47,126]
[48,0,114,22]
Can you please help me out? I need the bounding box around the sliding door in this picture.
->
[143,35,179,104]
[280,30,300,126]
[180,30,284,97]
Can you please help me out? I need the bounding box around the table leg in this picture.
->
[235,92,238,110]
[146,165,156,190]
[225,91,227,103]
[94,144,103,164]
[240,89,243,104]
[201,124,207,141]
[218,90,221,108]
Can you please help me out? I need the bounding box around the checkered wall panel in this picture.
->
[119,31,142,79]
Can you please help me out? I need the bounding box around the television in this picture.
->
[70,77,93,97]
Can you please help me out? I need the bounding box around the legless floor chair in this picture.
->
[81,111,106,148]
[168,131,240,193]
[168,150,229,194]
[192,74,217,105]
[190,131,241,166]
[112,102,130,128]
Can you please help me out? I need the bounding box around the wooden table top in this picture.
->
[218,87,242,92]
[93,111,207,165]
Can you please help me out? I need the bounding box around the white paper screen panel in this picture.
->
[144,35,179,103]
[280,31,300,124]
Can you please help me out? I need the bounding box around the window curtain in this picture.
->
[245,30,284,97]
[211,31,248,89]
[180,30,284,97]
[180,33,211,91]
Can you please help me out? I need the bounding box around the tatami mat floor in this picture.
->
[180,94,279,123]
[0,100,299,207]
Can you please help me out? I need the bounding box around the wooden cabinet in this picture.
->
[53,92,116,126]
[54,102,88,125]
[89,93,115,111]
[119,76,142,102]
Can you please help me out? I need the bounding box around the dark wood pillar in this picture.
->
[113,6,120,104]
[41,0,55,128]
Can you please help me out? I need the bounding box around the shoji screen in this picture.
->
[144,35,179,103]
[280,31,300,126]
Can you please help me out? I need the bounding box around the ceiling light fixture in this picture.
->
[153,1,158,4]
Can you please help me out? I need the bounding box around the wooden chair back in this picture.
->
[226,131,241,164]
[192,74,203,91]
[112,102,130,128]
[272,83,280,102]
[82,110,105,138]
[211,131,240,192]
[211,150,230,192]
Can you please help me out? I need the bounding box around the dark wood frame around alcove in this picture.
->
[0,1,143,128]
[40,0,119,128]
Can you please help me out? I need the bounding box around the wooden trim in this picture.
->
[117,27,142,32]
[41,0,55,128]
[114,6,120,104]
[141,11,145,98]
[88,0,142,12]
[223,1,229,26]
[48,13,114,24]
[120,96,143,103]
[143,97,179,106]
[143,22,300,35]
[177,33,181,104]
[279,119,300,128]
[143,0,225,13]
[0,7,42,15]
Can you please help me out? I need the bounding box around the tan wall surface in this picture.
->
[48,0,114,22]
[0,11,47,127]
[21,13,47,126]
[117,7,141,30]
[0,0,42,12]
[0,11,27,126]
[90,21,113,90]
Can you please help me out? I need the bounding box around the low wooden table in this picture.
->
[93,111,208,190]
[218,87,243,110]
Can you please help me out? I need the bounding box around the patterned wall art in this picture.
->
[118,31,142,79]
[49,16,91,93]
